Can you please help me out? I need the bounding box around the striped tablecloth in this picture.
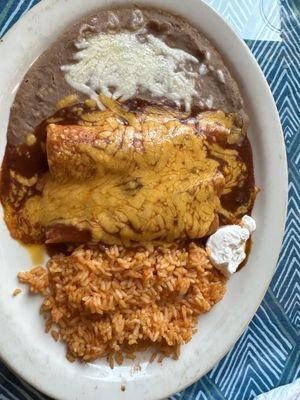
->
[0,1,299,399]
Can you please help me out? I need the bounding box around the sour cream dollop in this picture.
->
[206,215,256,276]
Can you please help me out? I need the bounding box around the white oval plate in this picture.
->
[0,1,287,399]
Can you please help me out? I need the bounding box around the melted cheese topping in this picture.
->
[61,32,201,111]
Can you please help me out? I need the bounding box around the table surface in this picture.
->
[0,1,299,399]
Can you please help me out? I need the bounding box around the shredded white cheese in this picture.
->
[199,63,208,75]
[217,69,225,83]
[79,24,95,36]
[107,12,119,29]
[61,31,202,111]
[206,95,214,108]
[205,51,211,61]
[131,9,144,28]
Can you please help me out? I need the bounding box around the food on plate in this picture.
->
[206,215,256,276]
[0,8,257,364]
[18,243,226,363]
[4,99,252,246]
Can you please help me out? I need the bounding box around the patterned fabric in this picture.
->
[0,1,299,399]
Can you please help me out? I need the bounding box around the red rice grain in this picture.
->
[18,243,226,363]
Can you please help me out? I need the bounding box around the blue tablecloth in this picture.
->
[0,1,299,399]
